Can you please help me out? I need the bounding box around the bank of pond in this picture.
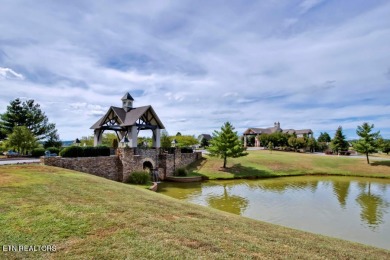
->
[158,176,390,250]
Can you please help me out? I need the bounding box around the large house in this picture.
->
[243,122,313,147]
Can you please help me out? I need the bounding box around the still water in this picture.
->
[158,176,390,250]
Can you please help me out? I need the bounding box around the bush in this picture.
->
[31,148,46,157]
[174,168,187,177]
[180,147,193,153]
[59,146,111,157]
[60,146,84,157]
[46,147,59,154]
[127,171,150,184]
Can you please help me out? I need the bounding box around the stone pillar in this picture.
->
[130,125,138,148]
[244,135,247,147]
[153,128,161,148]
[118,147,134,182]
[94,129,102,146]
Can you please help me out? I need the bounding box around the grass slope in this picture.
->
[189,150,390,179]
[0,165,389,259]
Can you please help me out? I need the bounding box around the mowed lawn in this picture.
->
[1,165,389,259]
[189,150,390,179]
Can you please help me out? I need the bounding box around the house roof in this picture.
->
[198,134,212,140]
[243,127,281,135]
[90,105,165,130]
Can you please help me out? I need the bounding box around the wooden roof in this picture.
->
[90,105,165,130]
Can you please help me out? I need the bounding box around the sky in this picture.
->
[0,0,389,141]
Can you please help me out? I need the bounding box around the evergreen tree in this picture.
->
[331,126,349,155]
[317,132,331,143]
[207,122,247,168]
[354,122,380,164]
[0,98,58,140]
[44,131,62,148]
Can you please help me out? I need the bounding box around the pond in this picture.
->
[158,176,390,250]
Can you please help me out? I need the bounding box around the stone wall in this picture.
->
[41,148,202,183]
[41,156,121,181]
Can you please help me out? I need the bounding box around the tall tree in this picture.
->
[44,130,62,148]
[354,123,380,164]
[331,126,349,155]
[6,126,37,154]
[207,122,248,168]
[0,98,58,140]
[317,132,331,143]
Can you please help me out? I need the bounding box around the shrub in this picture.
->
[96,145,110,156]
[174,168,187,177]
[180,147,193,153]
[127,171,150,184]
[31,148,46,157]
[60,146,84,157]
[46,147,59,154]
[59,146,111,157]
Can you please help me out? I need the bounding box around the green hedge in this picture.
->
[46,147,60,154]
[32,148,46,157]
[59,146,110,157]
[126,171,150,184]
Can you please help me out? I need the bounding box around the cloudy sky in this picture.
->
[1,0,389,140]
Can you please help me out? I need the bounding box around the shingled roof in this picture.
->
[90,105,165,130]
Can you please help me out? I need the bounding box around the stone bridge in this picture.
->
[41,148,202,182]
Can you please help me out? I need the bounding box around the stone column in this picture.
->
[244,135,247,147]
[94,129,102,146]
[130,125,138,148]
[153,128,161,148]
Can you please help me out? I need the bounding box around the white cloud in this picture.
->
[0,1,389,140]
[0,67,24,80]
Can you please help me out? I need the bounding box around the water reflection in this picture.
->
[207,184,249,215]
[355,182,390,229]
[158,176,390,249]
[332,181,350,209]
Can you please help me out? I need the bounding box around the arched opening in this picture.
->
[143,161,153,173]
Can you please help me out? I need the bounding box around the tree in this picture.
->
[307,137,317,153]
[354,123,380,164]
[160,130,171,149]
[0,98,58,140]
[6,126,37,154]
[331,126,349,155]
[317,132,331,143]
[288,136,306,152]
[176,132,182,136]
[268,141,273,153]
[200,137,209,148]
[207,122,248,168]
[174,135,199,147]
[381,140,390,155]
[44,131,62,148]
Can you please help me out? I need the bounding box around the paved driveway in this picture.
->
[0,159,40,165]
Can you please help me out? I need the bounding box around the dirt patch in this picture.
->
[0,173,20,186]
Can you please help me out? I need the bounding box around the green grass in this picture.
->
[0,164,389,259]
[187,150,390,179]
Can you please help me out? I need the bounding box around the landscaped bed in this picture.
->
[0,164,389,259]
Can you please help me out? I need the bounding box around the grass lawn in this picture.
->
[1,164,389,259]
[187,150,390,179]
